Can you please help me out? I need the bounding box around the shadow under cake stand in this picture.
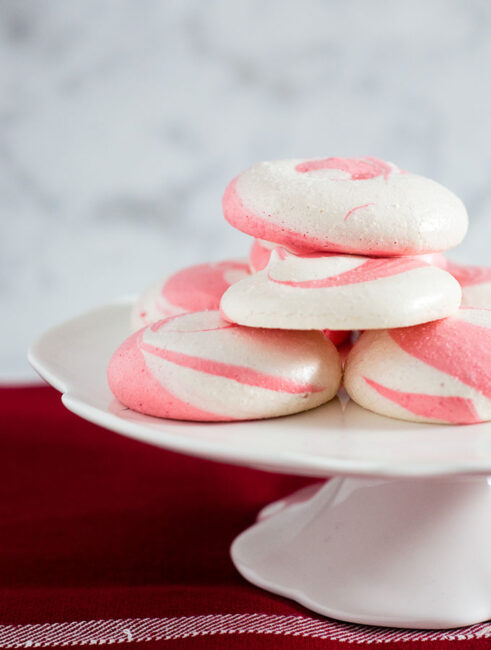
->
[29,297,491,629]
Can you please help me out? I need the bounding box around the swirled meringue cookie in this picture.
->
[224,158,468,256]
[131,259,250,331]
[344,309,491,424]
[249,238,448,272]
[108,310,342,422]
[446,261,491,309]
[220,248,462,331]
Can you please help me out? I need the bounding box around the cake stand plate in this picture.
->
[29,297,491,629]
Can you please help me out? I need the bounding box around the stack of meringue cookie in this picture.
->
[108,157,491,425]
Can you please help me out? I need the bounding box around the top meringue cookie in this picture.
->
[223,157,468,256]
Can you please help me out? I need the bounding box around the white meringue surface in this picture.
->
[344,308,491,424]
[220,249,462,331]
[223,158,468,256]
[108,310,342,422]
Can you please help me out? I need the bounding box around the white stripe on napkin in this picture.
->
[0,615,490,647]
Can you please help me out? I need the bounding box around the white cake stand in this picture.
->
[28,297,491,630]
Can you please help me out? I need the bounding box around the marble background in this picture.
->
[2,0,491,381]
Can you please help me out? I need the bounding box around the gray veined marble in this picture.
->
[1,0,490,380]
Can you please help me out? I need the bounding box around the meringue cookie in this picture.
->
[249,238,448,272]
[344,308,491,424]
[131,259,250,331]
[220,248,462,331]
[446,261,491,309]
[109,310,342,422]
[248,239,446,345]
[224,158,468,256]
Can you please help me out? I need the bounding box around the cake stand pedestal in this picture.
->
[28,297,491,630]
[232,476,491,629]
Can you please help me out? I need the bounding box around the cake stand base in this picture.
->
[231,476,491,629]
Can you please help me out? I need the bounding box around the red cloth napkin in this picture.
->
[0,385,489,649]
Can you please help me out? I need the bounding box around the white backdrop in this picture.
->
[1,0,491,380]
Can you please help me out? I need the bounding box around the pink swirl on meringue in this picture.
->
[161,260,250,312]
[131,259,250,332]
[139,339,324,394]
[390,319,491,399]
[268,256,426,290]
[344,203,376,220]
[108,330,225,421]
[295,157,394,180]
[363,377,480,424]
